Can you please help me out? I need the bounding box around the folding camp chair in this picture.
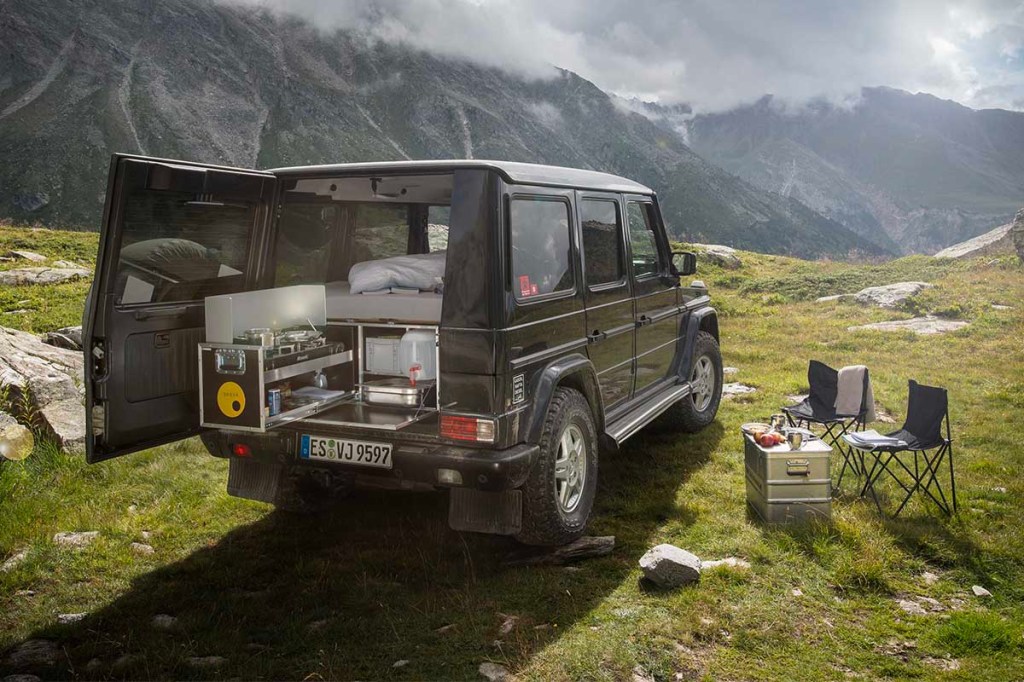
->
[783,360,870,489]
[845,380,957,517]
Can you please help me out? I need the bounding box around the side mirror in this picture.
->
[671,251,697,277]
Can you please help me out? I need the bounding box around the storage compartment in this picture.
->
[744,432,832,523]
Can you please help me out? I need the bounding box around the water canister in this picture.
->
[399,329,437,381]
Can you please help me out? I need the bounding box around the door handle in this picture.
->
[586,330,607,343]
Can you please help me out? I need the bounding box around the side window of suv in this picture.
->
[510,196,574,300]
[626,201,662,278]
[580,198,624,288]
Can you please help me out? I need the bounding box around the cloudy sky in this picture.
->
[240,0,1024,113]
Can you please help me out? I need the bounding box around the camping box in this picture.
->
[744,431,832,523]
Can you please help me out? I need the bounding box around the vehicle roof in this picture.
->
[267,159,654,195]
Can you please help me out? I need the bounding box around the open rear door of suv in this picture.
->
[85,154,277,463]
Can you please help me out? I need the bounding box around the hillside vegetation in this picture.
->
[1,226,1023,680]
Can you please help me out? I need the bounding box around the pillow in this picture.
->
[348,251,446,294]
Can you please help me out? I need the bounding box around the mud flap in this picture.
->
[227,458,282,504]
[448,488,523,535]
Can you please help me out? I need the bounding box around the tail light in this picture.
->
[231,442,252,457]
[440,415,496,443]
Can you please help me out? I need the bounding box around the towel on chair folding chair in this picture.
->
[835,365,876,421]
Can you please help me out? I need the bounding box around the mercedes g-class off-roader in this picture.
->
[84,155,722,546]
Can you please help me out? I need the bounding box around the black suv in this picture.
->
[84,156,722,545]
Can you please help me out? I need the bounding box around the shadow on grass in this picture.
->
[1,423,722,680]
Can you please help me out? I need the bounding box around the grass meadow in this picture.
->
[1,225,1022,680]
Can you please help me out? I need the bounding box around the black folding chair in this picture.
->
[783,360,870,489]
[848,380,957,517]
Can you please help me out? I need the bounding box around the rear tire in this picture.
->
[515,387,598,546]
[657,331,722,433]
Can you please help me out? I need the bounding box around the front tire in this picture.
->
[657,331,723,433]
[515,387,598,546]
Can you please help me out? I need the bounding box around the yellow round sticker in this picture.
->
[217,381,246,418]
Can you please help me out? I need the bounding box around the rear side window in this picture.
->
[626,201,662,278]
[580,199,624,287]
[510,197,574,300]
[116,191,254,305]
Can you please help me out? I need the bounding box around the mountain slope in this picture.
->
[686,88,1024,253]
[0,0,885,258]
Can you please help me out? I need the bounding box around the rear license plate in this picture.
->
[300,435,393,469]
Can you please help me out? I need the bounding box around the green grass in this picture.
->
[2,227,1023,680]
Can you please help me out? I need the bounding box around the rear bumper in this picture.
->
[201,430,538,491]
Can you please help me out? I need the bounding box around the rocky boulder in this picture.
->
[41,326,83,351]
[0,326,85,449]
[638,544,701,588]
[6,250,47,262]
[0,411,35,461]
[819,282,931,308]
[934,222,1014,258]
[1014,208,1024,263]
[692,244,741,269]
[0,267,91,286]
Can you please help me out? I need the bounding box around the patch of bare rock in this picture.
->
[0,326,85,448]
[848,315,968,335]
[478,661,510,681]
[934,222,1014,258]
[0,267,91,286]
[817,282,932,308]
[53,531,98,548]
[722,382,756,399]
[692,243,742,269]
[41,326,83,351]
[6,250,47,262]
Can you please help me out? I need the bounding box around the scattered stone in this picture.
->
[15,590,35,597]
[992,486,1008,494]
[187,656,227,668]
[875,639,917,661]
[85,658,104,674]
[699,617,714,627]
[130,542,155,555]
[612,607,638,619]
[897,599,927,616]
[722,382,756,399]
[1,550,28,572]
[498,614,519,636]
[151,614,178,630]
[140,530,152,540]
[874,405,897,424]
[722,366,739,375]
[786,393,808,405]
[971,585,992,597]
[791,588,803,597]
[112,654,141,673]
[392,660,410,668]
[922,571,939,585]
[478,661,510,681]
[991,304,1011,310]
[435,624,455,635]
[923,656,961,671]
[533,623,551,631]
[1,326,86,449]
[693,244,741,269]
[638,544,701,588]
[53,531,98,548]
[41,326,83,351]
[633,665,656,682]
[815,293,852,303]
[57,613,87,624]
[949,597,967,610]
[916,596,945,612]
[4,639,61,668]
[701,557,751,570]
[50,260,81,269]
[4,674,43,682]
[6,250,46,262]
[563,566,581,573]
[1,410,34,462]
[855,282,933,308]
[502,535,615,567]
[0,267,91,286]
[307,618,329,632]
[848,315,968,335]
[935,223,1014,258]
[127,505,138,513]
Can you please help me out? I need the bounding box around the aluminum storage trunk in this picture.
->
[744,433,832,523]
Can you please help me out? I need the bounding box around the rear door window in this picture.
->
[626,201,662,278]
[509,196,574,301]
[116,191,255,305]
[580,198,624,288]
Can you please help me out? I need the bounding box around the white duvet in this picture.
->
[347,251,447,294]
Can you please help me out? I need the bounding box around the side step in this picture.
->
[605,384,691,446]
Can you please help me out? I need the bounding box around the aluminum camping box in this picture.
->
[744,432,832,523]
